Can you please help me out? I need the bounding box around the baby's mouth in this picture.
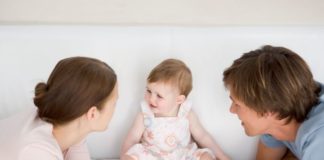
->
[150,104,157,108]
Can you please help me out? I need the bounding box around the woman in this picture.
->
[0,57,118,160]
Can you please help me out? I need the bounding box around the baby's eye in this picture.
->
[157,94,163,99]
[146,89,152,94]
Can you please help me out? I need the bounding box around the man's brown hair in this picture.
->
[223,45,320,123]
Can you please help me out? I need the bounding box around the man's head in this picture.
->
[223,45,319,125]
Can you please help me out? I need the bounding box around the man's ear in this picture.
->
[86,106,99,120]
[176,95,186,104]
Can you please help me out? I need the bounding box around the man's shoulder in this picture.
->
[297,122,324,159]
[296,101,324,147]
[302,99,324,129]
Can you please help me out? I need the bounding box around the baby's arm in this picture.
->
[120,113,145,159]
[188,111,230,160]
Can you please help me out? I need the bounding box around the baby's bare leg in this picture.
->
[200,152,214,160]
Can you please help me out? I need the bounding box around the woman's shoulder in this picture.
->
[19,141,63,160]
[19,115,63,159]
[0,107,62,160]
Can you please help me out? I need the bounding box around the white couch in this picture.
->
[1,25,324,160]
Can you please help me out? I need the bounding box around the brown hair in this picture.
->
[34,57,117,125]
[223,45,320,123]
[147,58,192,97]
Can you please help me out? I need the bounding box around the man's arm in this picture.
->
[256,139,287,160]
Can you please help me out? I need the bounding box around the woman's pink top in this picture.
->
[0,107,91,160]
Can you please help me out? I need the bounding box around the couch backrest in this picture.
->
[1,26,324,160]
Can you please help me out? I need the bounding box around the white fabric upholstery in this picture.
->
[1,26,324,160]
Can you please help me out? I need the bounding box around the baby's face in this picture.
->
[144,81,183,117]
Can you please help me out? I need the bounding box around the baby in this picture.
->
[121,59,229,160]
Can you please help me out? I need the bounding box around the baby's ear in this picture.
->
[176,95,186,104]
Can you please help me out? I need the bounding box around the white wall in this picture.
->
[1,26,324,160]
[0,0,324,25]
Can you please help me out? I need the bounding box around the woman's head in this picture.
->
[34,57,117,126]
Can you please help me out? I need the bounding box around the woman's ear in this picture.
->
[176,95,186,104]
[86,106,99,120]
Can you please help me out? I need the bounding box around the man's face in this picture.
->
[229,90,272,136]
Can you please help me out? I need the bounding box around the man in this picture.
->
[223,45,324,160]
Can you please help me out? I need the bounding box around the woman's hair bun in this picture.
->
[33,82,47,108]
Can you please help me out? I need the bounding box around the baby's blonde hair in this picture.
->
[147,59,192,97]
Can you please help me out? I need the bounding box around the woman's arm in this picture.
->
[189,111,230,160]
[120,113,145,158]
